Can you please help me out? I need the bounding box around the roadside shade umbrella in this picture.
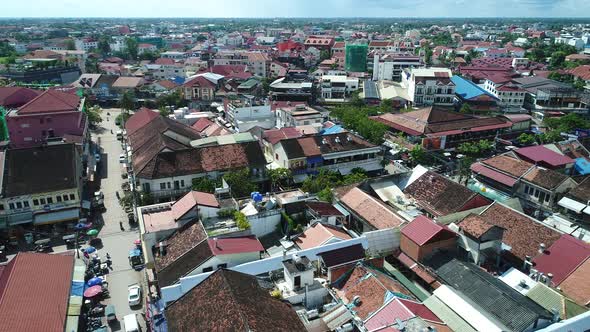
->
[134,239,141,245]
[87,277,103,287]
[83,285,103,298]
[85,246,97,254]
[87,229,99,236]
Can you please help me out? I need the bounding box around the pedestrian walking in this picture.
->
[120,221,125,231]
[106,253,111,260]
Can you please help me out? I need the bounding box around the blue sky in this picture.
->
[1,0,589,18]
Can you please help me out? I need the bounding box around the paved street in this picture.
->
[92,108,146,331]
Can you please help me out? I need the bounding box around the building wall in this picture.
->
[364,227,400,256]
[247,209,282,237]
[7,111,84,148]
[400,235,457,262]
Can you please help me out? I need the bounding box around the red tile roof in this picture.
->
[401,216,456,246]
[183,75,216,89]
[567,65,590,81]
[515,145,575,168]
[458,214,497,239]
[559,258,590,306]
[155,57,175,65]
[191,117,214,132]
[0,87,40,108]
[166,269,306,331]
[471,162,518,187]
[533,235,590,286]
[398,298,443,323]
[338,187,405,230]
[336,265,413,320]
[305,201,344,217]
[479,203,561,262]
[262,127,302,145]
[171,190,219,221]
[0,253,74,332]
[293,223,351,250]
[207,235,264,255]
[364,298,414,330]
[17,89,80,114]
[125,108,160,135]
[403,171,490,217]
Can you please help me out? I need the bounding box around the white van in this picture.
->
[123,313,140,332]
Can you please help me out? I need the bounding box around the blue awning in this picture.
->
[575,158,590,175]
[33,208,80,225]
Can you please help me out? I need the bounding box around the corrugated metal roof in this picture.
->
[423,295,477,332]
[526,283,588,320]
[401,215,455,246]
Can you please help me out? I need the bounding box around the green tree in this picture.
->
[192,177,216,193]
[549,51,566,69]
[119,91,136,112]
[459,103,472,114]
[139,50,158,61]
[86,105,102,125]
[380,99,393,113]
[317,187,334,203]
[409,145,426,165]
[224,168,257,198]
[65,39,76,51]
[157,90,187,110]
[234,211,251,230]
[196,34,207,42]
[518,133,536,145]
[125,38,139,60]
[320,49,331,61]
[97,36,111,56]
[268,168,292,192]
[85,58,99,73]
[0,41,17,58]
[301,169,341,194]
[330,105,387,144]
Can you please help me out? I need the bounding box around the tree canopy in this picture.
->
[330,105,388,144]
[224,168,257,198]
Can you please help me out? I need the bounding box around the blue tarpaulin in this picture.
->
[129,248,141,257]
[575,158,590,175]
[71,281,84,297]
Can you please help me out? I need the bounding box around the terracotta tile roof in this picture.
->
[338,187,405,230]
[293,223,351,250]
[262,127,302,145]
[112,76,144,88]
[567,65,590,81]
[482,154,533,177]
[17,89,80,114]
[522,167,569,190]
[125,108,160,135]
[479,203,561,261]
[210,65,252,80]
[166,269,306,331]
[155,220,208,275]
[155,57,175,65]
[0,253,74,332]
[372,107,510,136]
[305,201,344,217]
[458,214,496,239]
[0,87,40,108]
[137,141,266,179]
[207,235,264,255]
[559,258,590,306]
[154,80,179,90]
[532,235,590,286]
[336,265,413,320]
[401,215,456,246]
[183,75,216,89]
[280,133,376,159]
[567,177,590,202]
[171,191,219,221]
[317,243,365,267]
[403,171,490,217]
[191,117,214,132]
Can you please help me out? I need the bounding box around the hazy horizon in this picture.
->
[2,0,590,19]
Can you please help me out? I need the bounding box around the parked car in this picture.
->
[105,304,117,323]
[127,284,141,307]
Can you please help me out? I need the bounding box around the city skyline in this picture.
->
[3,0,590,18]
